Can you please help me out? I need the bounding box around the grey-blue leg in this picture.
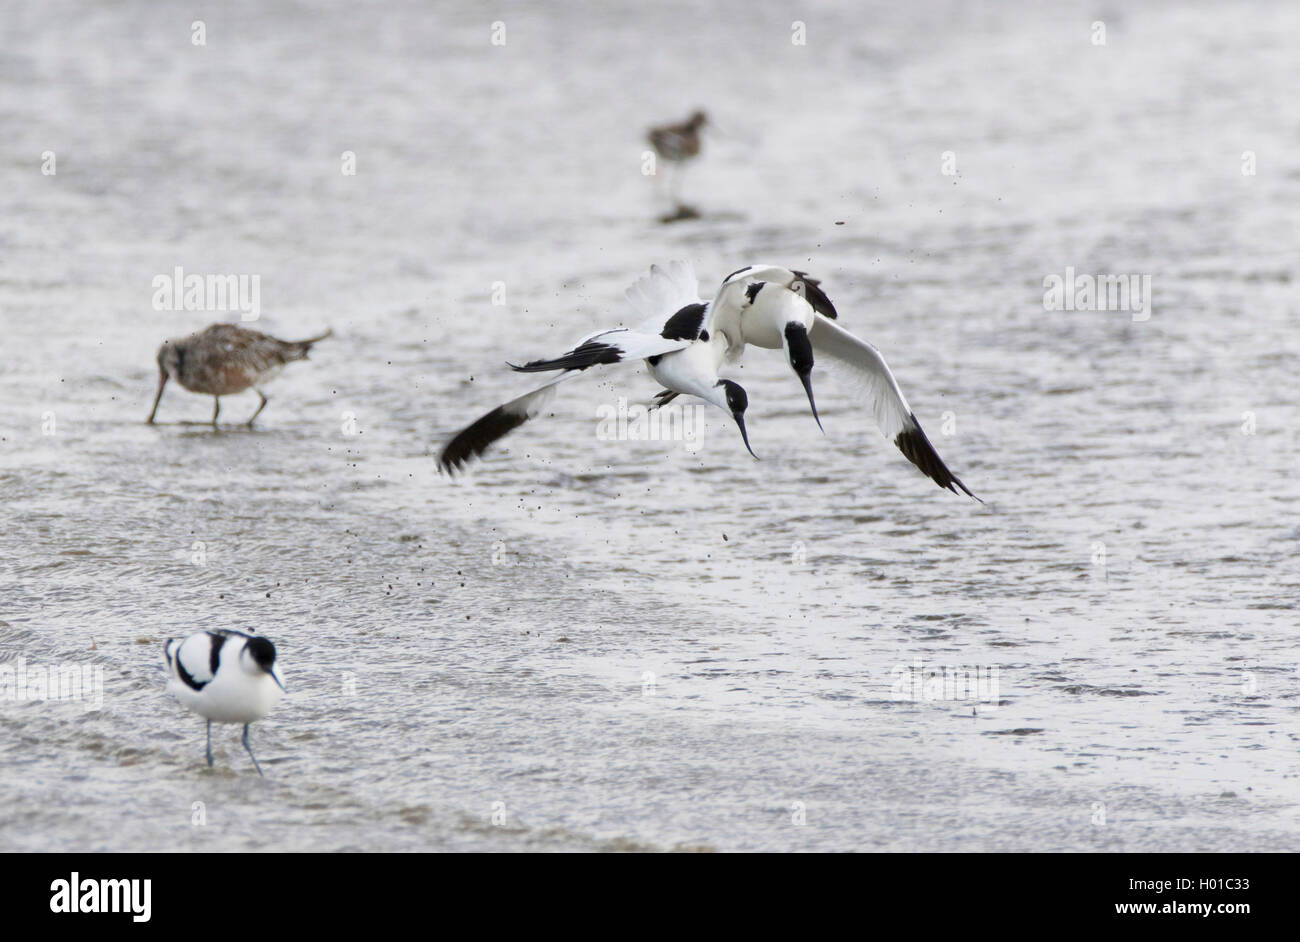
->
[242,723,264,776]
[246,390,268,426]
[205,720,214,767]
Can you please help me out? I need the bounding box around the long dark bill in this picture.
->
[146,373,168,423]
[733,410,759,460]
[798,370,823,432]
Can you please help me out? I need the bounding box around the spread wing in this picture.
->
[437,372,579,474]
[441,273,699,475]
[624,261,703,333]
[810,314,979,500]
[439,324,685,474]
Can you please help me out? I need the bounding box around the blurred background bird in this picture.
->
[647,109,708,220]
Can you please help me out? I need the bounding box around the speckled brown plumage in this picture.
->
[146,322,332,427]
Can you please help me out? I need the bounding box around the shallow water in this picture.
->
[1,0,1298,851]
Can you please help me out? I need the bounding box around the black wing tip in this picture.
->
[437,442,481,476]
[509,359,557,373]
[438,446,479,477]
[437,404,533,476]
[894,415,980,501]
[944,473,982,502]
[509,341,623,373]
[791,270,838,320]
[438,445,486,477]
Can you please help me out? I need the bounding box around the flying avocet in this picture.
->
[438,261,754,473]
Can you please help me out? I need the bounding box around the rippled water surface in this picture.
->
[2,0,1298,851]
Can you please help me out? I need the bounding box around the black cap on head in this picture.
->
[245,636,277,672]
[719,379,747,414]
[717,380,757,459]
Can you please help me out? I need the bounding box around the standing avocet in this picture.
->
[164,629,285,775]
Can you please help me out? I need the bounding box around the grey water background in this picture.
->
[1,0,1297,851]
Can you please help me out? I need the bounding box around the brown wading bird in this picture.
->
[649,109,708,163]
[647,109,708,208]
[146,323,332,427]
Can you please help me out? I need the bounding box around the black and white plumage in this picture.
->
[808,313,978,499]
[163,629,285,775]
[437,262,755,474]
[704,265,979,500]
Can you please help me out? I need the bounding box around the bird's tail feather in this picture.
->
[285,328,333,360]
[298,328,333,345]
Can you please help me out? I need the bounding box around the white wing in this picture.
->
[624,261,702,332]
[703,296,743,363]
[810,314,978,499]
